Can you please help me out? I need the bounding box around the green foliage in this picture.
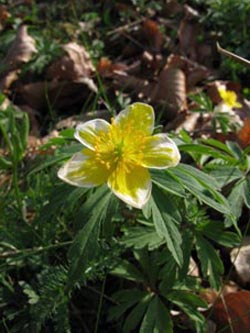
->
[1,2,249,331]
[1,103,245,331]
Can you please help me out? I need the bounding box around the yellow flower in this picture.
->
[218,87,242,109]
[58,103,180,208]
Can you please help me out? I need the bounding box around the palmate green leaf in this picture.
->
[133,250,159,288]
[168,290,207,333]
[123,294,152,333]
[195,234,224,290]
[121,226,164,250]
[170,164,231,216]
[147,186,183,266]
[108,289,148,321]
[67,185,117,288]
[140,296,173,333]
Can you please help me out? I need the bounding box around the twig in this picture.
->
[217,42,250,67]
[0,241,72,259]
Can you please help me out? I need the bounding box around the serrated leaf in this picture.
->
[171,166,231,215]
[205,165,243,187]
[111,260,145,282]
[225,180,245,227]
[121,227,164,250]
[168,291,206,333]
[154,297,173,333]
[179,143,230,161]
[151,169,186,197]
[123,294,152,333]
[140,296,173,333]
[148,186,183,266]
[67,186,115,288]
[199,220,241,247]
[140,296,157,333]
[195,234,224,290]
[109,289,148,321]
[226,141,243,160]
[177,164,220,190]
[243,177,250,208]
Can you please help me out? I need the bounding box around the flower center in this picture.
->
[93,123,146,173]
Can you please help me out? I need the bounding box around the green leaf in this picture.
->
[111,260,145,283]
[67,186,115,288]
[29,155,70,175]
[154,297,173,333]
[226,141,243,160]
[0,156,12,169]
[201,138,233,155]
[179,143,230,160]
[171,165,231,216]
[123,294,152,333]
[151,169,186,197]
[168,291,206,333]
[205,165,243,187]
[195,234,224,290]
[140,296,157,333]
[225,180,245,227]
[243,177,250,208]
[140,296,173,333]
[148,186,183,266]
[199,220,241,247]
[177,164,220,190]
[109,289,148,321]
[121,226,164,250]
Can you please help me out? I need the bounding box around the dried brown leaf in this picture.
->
[209,291,250,333]
[18,80,97,111]
[152,65,187,119]
[237,118,250,148]
[3,25,37,67]
[47,42,95,82]
[97,57,128,78]
[142,19,163,52]
[0,25,37,90]
[178,5,200,60]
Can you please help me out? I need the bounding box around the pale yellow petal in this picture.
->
[141,134,181,169]
[107,164,151,208]
[75,119,111,150]
[58,149,110,187]
[114,102,154,136]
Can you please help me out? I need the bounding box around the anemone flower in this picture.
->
[58,103,180,208]
[217,86,242,112]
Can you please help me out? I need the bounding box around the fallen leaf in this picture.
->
[0,25,37,90]
[152,64,187,119]
[97,57,128,78]
[2,25,37,67]
[18,80,97,111]
[141,19,163,52]
[178,5,200,61]
[47,42,95,82]
[237,118,250,148]
[209,291,250,333]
